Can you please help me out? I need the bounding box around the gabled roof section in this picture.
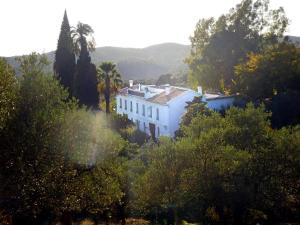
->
[147,87,186,104]
[118,87,128,95]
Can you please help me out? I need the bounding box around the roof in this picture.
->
[119,87,128,95]
[118,85,236,104]
[204,93,236,101]
[117,85,189,105]
[147,87,186,104]
[128,89,145,97]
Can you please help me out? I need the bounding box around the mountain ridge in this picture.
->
[4,36,300,81]
[4,43,191,81]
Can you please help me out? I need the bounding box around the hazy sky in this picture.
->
[1,0,299,56]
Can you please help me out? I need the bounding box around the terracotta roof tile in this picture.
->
[147,88,186,104]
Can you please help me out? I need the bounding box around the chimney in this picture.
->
[165,87,171,95]
[129,80,133,88]
[197,86,203,96]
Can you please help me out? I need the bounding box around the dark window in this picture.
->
[136,103,139,114]
[156,108,159,120]
[125,100,127,110]
[119,98,122,109]
[142,105,145,116]
[148,106,152,118]
[130,101,133,112]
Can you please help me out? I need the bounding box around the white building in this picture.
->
[202,93,236,111]
[116,81,235,138]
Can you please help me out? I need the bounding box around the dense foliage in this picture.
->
[0,58,18,129]
[1,1,300,225]
[234,42,300,127]
[187,0,300,128]
[133,104,300,224]
[234,42,300,101]
[1,54,77,224]
[0,55,130,225]
[187,0,288,92]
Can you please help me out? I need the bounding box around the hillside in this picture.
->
[4,43,191,81]
[287,35,300,44]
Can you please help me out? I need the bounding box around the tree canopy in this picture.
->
[186,0,288,92]
[234,42,300,100]
[0,58,18,129]
[1,2,300,225]
[0,54,129,225]
[133,104,300,224]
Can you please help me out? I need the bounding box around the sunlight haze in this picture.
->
[1,0,299,56]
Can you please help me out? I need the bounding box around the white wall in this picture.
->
[117,92,235,138]
[168,90,200,137]
[116,95,170,137]
[205,97,235,111]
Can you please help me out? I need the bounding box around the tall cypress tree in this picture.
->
[54,10,76,95]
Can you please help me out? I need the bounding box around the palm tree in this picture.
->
[97,62,122,113]
[71,22,95,56]
[71,22,98,107]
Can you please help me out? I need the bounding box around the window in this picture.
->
[156,108,159,120]
[148,106,152,118]
[130,101,133,112]
[142,104,145,116]
[119,98,122,109]
[125,100,127,110]
[143,122,146,132]
[136,103,139,114]
[136,120,140,130]
[157,126,160,136]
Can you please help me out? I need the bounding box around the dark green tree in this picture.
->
[234,42,300,127]
[234,42,300,101]
[270,90,300,128]
[0,53,78,225]
[133,138,187,225]
[133,104,300,224]
[53,10,76,95]
[186,0,288,92]
[72,22,98,107]
[0,54,129,225]
[97,62,122,113]
[0,58,18,129]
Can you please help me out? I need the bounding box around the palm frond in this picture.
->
[97,61,123,93]
[87,37,96,52]
[71,22,95,56]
